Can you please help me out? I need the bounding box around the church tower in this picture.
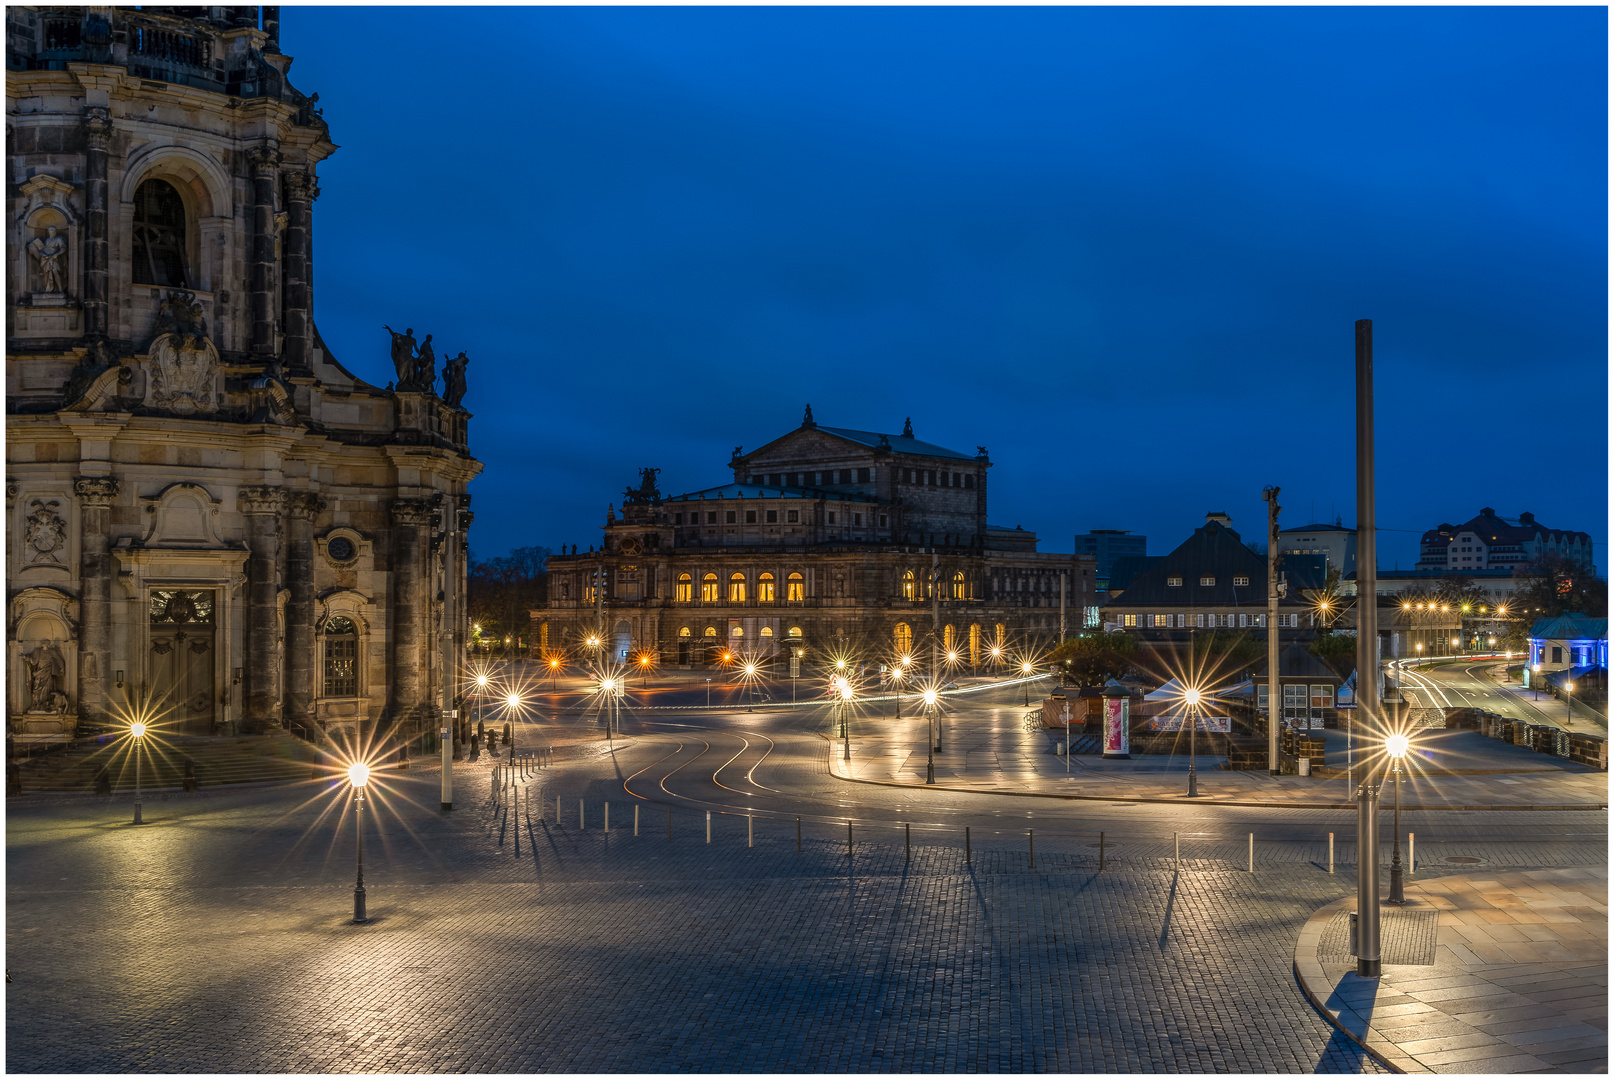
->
[7,7,482,751]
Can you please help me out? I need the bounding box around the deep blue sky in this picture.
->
[291,6,1607,569]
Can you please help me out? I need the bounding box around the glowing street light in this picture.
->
[1183,687,1202,798]
[549,656,562,691]
[923,686,939,784]
[348,762,371,924]
[743,662,758,712]
[1565,680,1575,726]
[1021,660,1034,706]
[505,691,522,766]
[838,677,855,760]
[129,721,147,825]
[1385,733,1409,905]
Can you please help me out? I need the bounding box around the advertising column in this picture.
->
[1101,688,1131,759]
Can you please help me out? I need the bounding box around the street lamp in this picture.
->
[600,677,617,736]
[1184,688,1202,798]
[348,762,371,924]
[1565,680,1574,727]
[839,678,855,761]
[923,687,939,784]
[1385,733,1409,904]
[474,673,489,755]
[638,652,653,688]
[129,721,147,824]
[990,645,1003,677]
[1022,660,1034,706]
[505,692,521,766]
[1532,664,1542,700]
[744,662,757,712]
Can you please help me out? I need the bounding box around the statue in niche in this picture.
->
[24,498,66,564]
[442,351,470,407]
[23,641,66,713]
[28,225,66,293]
[383,325,419,387]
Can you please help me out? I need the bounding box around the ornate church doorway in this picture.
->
[149,589,217,735]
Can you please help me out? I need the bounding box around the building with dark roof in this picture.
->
[1416,508,1595,575]
[1278,522,1356,577]
[1075,529,1147,587]
[530,409,1096,669]
[1102,513,1330,638]
[1527,614,1608,674]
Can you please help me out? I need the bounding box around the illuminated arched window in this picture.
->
[323,616,358,698]
[676,573,692,602]
[730,624,744,637]
[540,621,549,649]
[788,625,803,638]
[132,178,189,287]
[969,624,981,665]
[995,623,1007,648]
[729,573,747,603]
[787,572,805,601]
[679,626,692,638]
[701,573,719,602]
[944,624,957,653]
[757,572,776,602]
[704,626,718,638]
[894,622,913,654]
[761,626,773,638]
[901,570,916,601]
[952,570,968,600]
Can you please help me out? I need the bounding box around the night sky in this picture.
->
[290,6,1607,569]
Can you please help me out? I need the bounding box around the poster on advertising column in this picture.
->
[1102,695,1130,758]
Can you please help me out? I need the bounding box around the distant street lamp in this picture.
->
[1565,680,1574,727]
[1022,661,1034,706]
[130,721,147,825]
[505,692,521,766]
[1385,733,1409,904]
[838,678,855,761]
[349,762,371,924]
[549,656,562,691]
[990,645,1003,677]
[744,662,757,712]
[923,687,939,784]
[1532,664,1542,700]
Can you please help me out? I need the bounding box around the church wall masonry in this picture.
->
[6,8,482,751]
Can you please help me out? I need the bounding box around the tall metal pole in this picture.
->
[931,551,943,752]
[352,786,369,923]
[133,735,143,825]
[440,719,453,811]
[1059,570,1067,642]
[1355,779,1380,975]
[1187,696,1198,797]
[1387,758,1405,904]
[1264,487,1281,774]
[1355,317,1382,977]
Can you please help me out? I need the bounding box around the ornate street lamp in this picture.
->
[923,687,939,784]
[1184,688,1202,798]
[129,721,147,825]
[1385,733,1409,904]
[349,762,371,924]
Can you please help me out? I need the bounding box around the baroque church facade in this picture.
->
[6,7,480,748]
[533,409,1096,672]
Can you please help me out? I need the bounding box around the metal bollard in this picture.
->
[796,816,801,852]
[580,799,585,830]
[634,804,640,837]
[1409,832,1414,876]
[965,826,971,865]
[1029,829,1035,870]
[847,821,853,858]
[1329,832,1335,875]
[905,823,910,862]
[1099,831,1106,871]
[604,802,610,833]
[1248,832,1254,873]
[706,810,711,844]
[1174,831,1180,871]
[556,794,560,822]
[748,815,753,848]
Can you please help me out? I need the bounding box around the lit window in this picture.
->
[679,626,691,638]
[729,573,747,603]
[701,573,719,602]
[953,570,967,599]
[758,573,775,602]
[761,626,773,638]
[1122,614,1139,627]
[676,573,692,602]
[731,624,744,637]
[787,573,804,601]
[1200,576,1215,586]
[1167,577,1182,587]
[968,624,981,664]
[704,626,718,638]
[323,616,358,697]
[902,570,916,601]
[788,626,802,638]
[944,624,956,652]
[894,622,913,653]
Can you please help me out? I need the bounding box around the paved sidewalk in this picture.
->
[828,715,1609,810]
[1294,867,1607,1073]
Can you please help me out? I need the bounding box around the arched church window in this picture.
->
[676,573,692,602]
[757,573,776,602]
[729,573,747,603]
[952,570,968,600]
[324,616,358,698]
[901,570,916,601]
[894,622,913,654]
[132,178,189,287]
[787,572,805,601]
[701,573,719,602]
[704,626,718,638]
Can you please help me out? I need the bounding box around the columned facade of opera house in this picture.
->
[534,410,1095,674]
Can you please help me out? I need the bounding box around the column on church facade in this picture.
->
[284,492,325,737]
[455,501,473,745]
[240,486,286,733]
[73,477,118,727]
[388,498,435,737]
[280,169,312,376]
[81,107,111,337]
[247,146,280,363]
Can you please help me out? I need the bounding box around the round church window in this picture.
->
[328,536,355,562]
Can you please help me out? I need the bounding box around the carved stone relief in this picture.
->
[23,498,67,565]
